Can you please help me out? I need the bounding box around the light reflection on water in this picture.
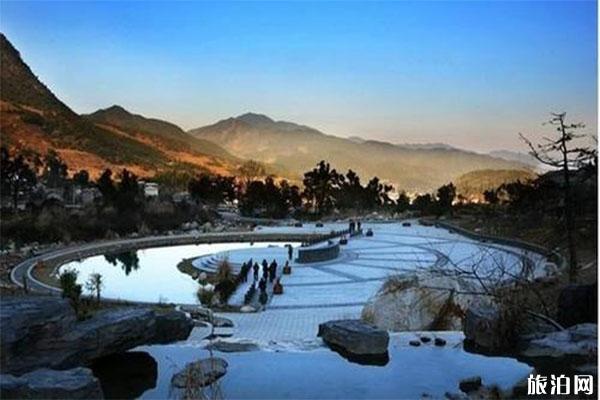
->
[59,242,293,304]
[124,336,532,400]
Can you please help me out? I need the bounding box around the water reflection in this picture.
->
[104,251,140,276]
[91,351,157,399]
[60,242,295,304]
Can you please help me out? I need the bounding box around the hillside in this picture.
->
[488,150,541,170]
[454,169,536,201]
[0,34,239,177]
[190,113,532,192]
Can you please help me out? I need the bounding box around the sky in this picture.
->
[1,1,597,152]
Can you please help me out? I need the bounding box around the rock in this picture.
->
[0,368,103,399]
[420,336,431,343]
[409,340,421,347]
[318,319,389,356]
[1,297,194,375]
[520,323,597,361]
[362,273,474,331]
[180,305,213,321]
[206,340,259,353]
[434,337,447,347]
[213,316,234,328]
[240,305,256,313]
[459,376,482,393]
[154,310,195,344]
[171,358,228,388]
[557,284,597,328]
[463,299,503,351]
[1,297,76,370]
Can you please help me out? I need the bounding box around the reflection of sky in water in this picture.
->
[134,335,532,399]
[59,242,292,304]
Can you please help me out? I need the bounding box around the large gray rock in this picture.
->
[180,305,213,321]
[206,340,259,353]
[520,323,597,360]
[0,368,103,399]
[361,273,475,331]
[318,319,389,356]
[171,358,228,388]
[154,310,195,344]
[0,297,75,370]
[1,297,193,375]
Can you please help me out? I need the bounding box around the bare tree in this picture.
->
[85,273,104,304]
[238,160,266,186]
[519,112,596,282]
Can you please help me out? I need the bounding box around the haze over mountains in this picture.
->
[1,33,533,192]
[190,113,532,191]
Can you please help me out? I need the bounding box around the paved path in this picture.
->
[11,220,550,344]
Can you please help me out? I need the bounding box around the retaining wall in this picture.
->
[297,241,341,263]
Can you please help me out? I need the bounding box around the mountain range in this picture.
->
[190,113,532,191]
[0,34,241,178]
[1,33,533,192]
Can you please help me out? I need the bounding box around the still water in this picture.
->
[59,242,293,304]
[94,335,532,399]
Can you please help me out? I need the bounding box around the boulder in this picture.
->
[519,323,597,361]
[0,297,75,369]
[0,368,103,399]
[362,273,474,331]
[206,340,259,353]
[557,284,597,328]
[213,316,234,328]
[1,297,193,375]
[171,358,228,388]
[180,305,213,321]
[154,310,195,344]
[318,319,389,356]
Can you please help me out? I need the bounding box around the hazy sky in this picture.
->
[1,1,597,152]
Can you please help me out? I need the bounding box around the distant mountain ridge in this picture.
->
[190,113,532,192]
[0,33,241,177]
[488,150,541,169]
[84,105,238,161]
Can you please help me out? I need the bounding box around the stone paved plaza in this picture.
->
[197,220,548,342]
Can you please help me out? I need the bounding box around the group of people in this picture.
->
[239,258,279,283]
[240,257,289,306]
[349,220,362,235]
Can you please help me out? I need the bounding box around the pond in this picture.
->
[93,334,533,399]
[59,242,297,304]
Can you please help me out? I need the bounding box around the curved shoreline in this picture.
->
[11,220,556,301]
[9,230,328,294]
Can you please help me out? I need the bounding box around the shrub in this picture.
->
[59,269,82,314]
